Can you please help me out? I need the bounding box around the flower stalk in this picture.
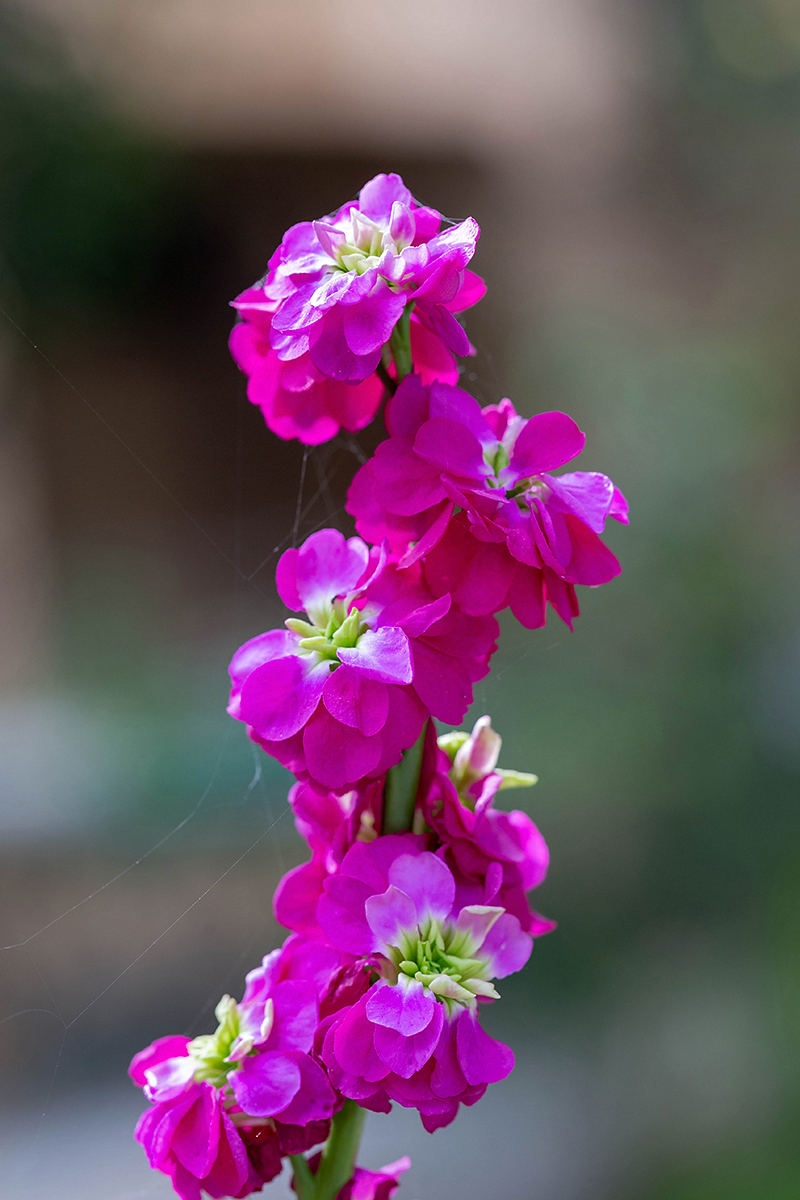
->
[382,725,427,834]
[312,1099,367,1200]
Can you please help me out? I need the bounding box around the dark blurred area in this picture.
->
[1,1,800,1197]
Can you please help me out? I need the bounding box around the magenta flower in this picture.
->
[316,834,529,1131]
[229,287,384,445]
[230,284,473,445]
[227,529,498,790]
[259,172,485,382]
[347,376,629,629]
[130,937,338,1198]
[422,717,556,937]
[293,1154,411,1199]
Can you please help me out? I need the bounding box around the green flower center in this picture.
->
[285,599,368,664]
[187,995,272,1088]
[385,917,499,1013]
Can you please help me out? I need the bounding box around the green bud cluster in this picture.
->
[188,995,242,1088]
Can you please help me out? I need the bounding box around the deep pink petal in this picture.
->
[413,417,488,482]
[273,1052,335,1124]
[369,437,447,516]
[411,641,473,725]
[229,1051,301,1118]
[318,874,379,955]
[384,373,431,439]
[282,529,369,618]
[562,514,622,585]
[302,705,382,788]
[358,173,413,222]
[544,471,616,533]
[507,563,547,629]
[477,912,533,978]
[444,268,487,313]
[228,629,297,695]
[171,1086,220,1178]
[333,995,391,1083]
[323,667,389,736]
[238,655,328,741]
[507,411,585,478]
[343,282,406,357]
[365,978,436,1036]
[129,1036,190,1087]
[455,1011,514,1085]
[373,1002,444,1078]
[265,980,319,1053]
[409,318,459,385]
[273,857,328,937]
[309,306,382,382]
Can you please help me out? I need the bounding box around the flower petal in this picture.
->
[228,1050,301,1118]
[337,627,413,685]
[239,655,328,741]
[365,884,417,948]
[302,704,382,788]
[455,1011,514,1085]
[373,1002,443,1078]
[387,851,455,925]
[365,977,436,1036]
[507,411,585,478]
[322,667,389,736]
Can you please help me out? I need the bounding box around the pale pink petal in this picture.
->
[365,884,417,948]
[387,852,455,926]
[337,627,412,685]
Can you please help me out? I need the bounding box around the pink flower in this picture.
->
[422,718,556,937]
[230,282,475,445]
[259,173,485,382]
[130,938,339,1198]
[227,529,498,790]
[293,1154,411,1199]
[316,835,529,1130]
[347,376,628,629]
[229,287,384,445]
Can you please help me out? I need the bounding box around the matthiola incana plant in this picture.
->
[132,171,627,1200]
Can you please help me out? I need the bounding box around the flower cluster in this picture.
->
[133,172,627,1200]
[229,173,485,444]
[347,375,628,629]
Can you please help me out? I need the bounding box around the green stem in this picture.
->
[289,1153,317,1200]
[382,724,426,834]
[376,358,397,398]
[388,302,413,382]
[313,1099,367,1200]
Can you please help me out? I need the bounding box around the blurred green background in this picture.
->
[0,1,799,1197]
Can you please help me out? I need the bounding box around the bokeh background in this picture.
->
[1,1,800,1197]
